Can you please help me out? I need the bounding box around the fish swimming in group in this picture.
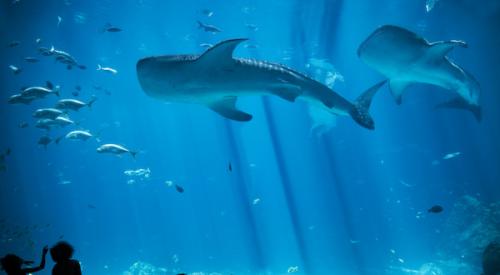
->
[136,39,385,129]
[443,151,461,160]
[201,9,214,17]
[197,20,222,33]
[35,117,74,130]
[38,136,52,149]
[8,41,20,48]
[428,205,444,213]
[33,108,65,119]
[101,23,122,32]
[65,130,93,141]
[8,94,37,105]
[55,97,97,111]
[40,46,86,70]
[245,24,258,31]
[24,57,39,63]
[175,184,184,193]
[9,65,21,75]
[357,25,481,120]
[20,81,60,99]
[96,64,118,75]
[199,43,213,48]
[97,144,137,158]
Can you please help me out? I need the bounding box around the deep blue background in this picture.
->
[1,0,499,274]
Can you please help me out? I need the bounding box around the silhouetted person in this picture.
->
[483,241,500,275]
[0,246,48,275]
[50,241,82,275]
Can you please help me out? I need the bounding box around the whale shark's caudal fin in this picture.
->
[435,97,482,122]
[209,96,253,121]
[350,80,387,130]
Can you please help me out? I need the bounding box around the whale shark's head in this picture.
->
[136,55,200,99]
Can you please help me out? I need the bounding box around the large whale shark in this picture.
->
[136,39,385,129]
[358,25,481,120]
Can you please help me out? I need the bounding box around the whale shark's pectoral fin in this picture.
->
[208,96,253,121]
[428,40,467,58]
[389,79,412,104]
[435,97,482,122]
[197,39,248,66]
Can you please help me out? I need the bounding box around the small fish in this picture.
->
[443,152,461,160]
[175,184,184,193]
[33,108,64,119]
[38,136,52,149]
[55,97,97,111]
[8,41,20,48]
[165,180,174,187]
[97,64,118,74]
[57,16,62,27]
[428,205,443,213]
[87,204,96,209]
[65,130,93,141]
[21,82,60,98]
[55,136,64,144]
[19,122,29,128]
[287,266,299,273]
[75,85,81,91]
[201,9,214,17]
[199,43,213,48]
[244,44,259,49]
[35,38,42,44]
[72,91,79,97]
[252,198,260,205]
[197,20,222,33]
[228,162,232,172]
[24,57,39,63]
[102,23,122,32]
[245,24,258,31]
[8,94,36,105]
[97,144,137,158]
[9,65,21,75]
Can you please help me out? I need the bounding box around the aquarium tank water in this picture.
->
[1,0,499,274]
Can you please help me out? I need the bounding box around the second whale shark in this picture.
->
[136,39,385,129]
[358,25,481,121]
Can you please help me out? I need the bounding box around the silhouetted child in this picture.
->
[50,241,82,275]
[0,246,48,275]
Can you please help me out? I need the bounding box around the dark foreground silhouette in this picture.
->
[50,241,82,275]
[0,246,48,275]
[483,241,500,275]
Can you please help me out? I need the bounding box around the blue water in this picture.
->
[1,0,499,274]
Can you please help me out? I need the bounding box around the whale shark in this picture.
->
[357,25,481,121]
[136,39,385,129]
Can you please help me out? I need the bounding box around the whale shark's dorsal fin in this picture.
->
[428,40,467,58]
[208,96,252,121]
[197,39,248,66]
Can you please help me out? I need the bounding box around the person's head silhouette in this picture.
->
[0,254,24,273]
[50,241,74,263]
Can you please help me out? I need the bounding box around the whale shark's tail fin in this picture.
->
[349,80,387,130]
[435,97,482,122]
